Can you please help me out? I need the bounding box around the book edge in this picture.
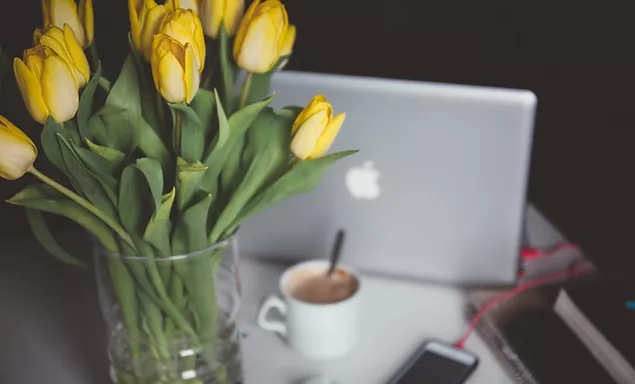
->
[555,290,635,384]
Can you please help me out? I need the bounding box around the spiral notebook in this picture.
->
[466,276,634,384]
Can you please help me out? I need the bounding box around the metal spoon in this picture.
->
[327,229,346,276]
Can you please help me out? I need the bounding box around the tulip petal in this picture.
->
[141,4,170,59]
[184,44,200,103]
[292,94,332,134]
[42,55,79,123]
[0,116,37,153]
[162,10,204,70]
[156,45,186,103]
[79,0,94,45]
[128,0,143,51]
[234,0,260,56]
[224,0,245,37]
[205,0,225,38]
[40,33,80,88]
[313,113,346,158]
[0,118,38,180]
[280,24,296,57]
[63,24,90,86]
[235,13,279,73]
[290,110,329,160]
[50,0,86,47]
[14,58,50,124]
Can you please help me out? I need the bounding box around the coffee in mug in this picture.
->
[257,260,362,360]
[286,265,359,304]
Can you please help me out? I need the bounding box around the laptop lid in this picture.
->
[239,71,536,285]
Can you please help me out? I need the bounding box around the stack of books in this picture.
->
[467,276,635,384]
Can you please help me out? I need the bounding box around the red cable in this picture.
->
[520,243,581,261]
[455,258,590,349]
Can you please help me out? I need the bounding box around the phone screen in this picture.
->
[394,343,477,384]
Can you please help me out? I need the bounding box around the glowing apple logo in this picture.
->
[346,161,381,200]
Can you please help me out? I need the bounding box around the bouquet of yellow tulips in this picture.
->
[0,0,355,383]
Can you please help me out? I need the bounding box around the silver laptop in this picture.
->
[239,71,536,285]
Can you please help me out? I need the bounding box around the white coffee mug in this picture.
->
[257,260,362,361]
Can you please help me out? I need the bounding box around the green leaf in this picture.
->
[78,63,102,140]
[95,107,138,155]
[135,158,164,213]
[170,103,204,162]
[176,158,208,212]
[104,54,170,166]
[26,209,86,268]
[200,94,274,195]
[209,107,290,241]
[63,119,81,144]
[119,165,152,236]
[190,89,217,143]
[41,117,73,178]
[172,193,214,254]
[219,134,245,199]
[144,188,176,257]
[57,134,118,217]
[85,138,126,166]
[171,193,217,336]
[7,184,120,252]
[234,150,358,227]
[127,34,164,138]
[213,89,230,150]
[138,118,171,170]
[72,145,119,202]
[219,24,238,113]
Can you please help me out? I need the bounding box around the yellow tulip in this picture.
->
[160,9,206,71]
[151,34,200,104]
[200,0,245,38]
[36,25,90,87]
[233,0,288,74]
[129,0,179,60]
[42,0,94,48]
[278,24,295,69]
[291,95,346,160]
[14,45,80,124]
[0,116,38,180]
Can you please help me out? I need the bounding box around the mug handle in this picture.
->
[257,295,288,336]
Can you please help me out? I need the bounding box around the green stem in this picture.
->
[173,108,183,155]
[239,72,253,109]
[28,167,137,252]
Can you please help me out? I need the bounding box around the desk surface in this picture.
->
[1,205,564,383]
[239,258,513,384]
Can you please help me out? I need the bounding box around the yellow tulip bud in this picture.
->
[291,95,346,160]
[37,25,90,87]
[160,9,206,71]
[129,0,179,60]
[14,45,80,124]
[42,0,94,48]
[0,116,38,180]
[233,0,289,74]
[151,34,200,104]
[200,0,245,39]
[278,24,295,69]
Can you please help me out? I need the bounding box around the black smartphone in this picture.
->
[387,340,479,384]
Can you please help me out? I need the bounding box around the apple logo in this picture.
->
[346,161,381,200]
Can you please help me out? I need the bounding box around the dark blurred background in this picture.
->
[1,0,634,273]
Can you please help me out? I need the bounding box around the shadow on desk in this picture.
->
[0,234,110,384]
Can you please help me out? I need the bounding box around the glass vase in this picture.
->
[93,236,243,384]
